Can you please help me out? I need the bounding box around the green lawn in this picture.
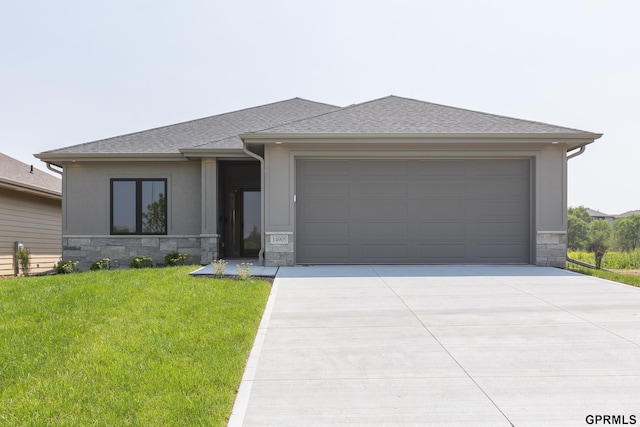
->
[567,262,640,288]
[0,266,271,426]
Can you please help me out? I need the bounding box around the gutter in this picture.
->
[566,145,586,160]
[241,143,265,266]
[46,162,63,175]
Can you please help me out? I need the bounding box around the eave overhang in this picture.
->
[0,179,61,200]
[239,132,603,150]
[34,152,188,163]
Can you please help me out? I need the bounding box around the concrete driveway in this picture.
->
[229,266,640,426]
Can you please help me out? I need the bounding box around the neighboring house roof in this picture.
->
[616,210,640,219]
[248,95,595,135]
[585,208,612,218]
[35,95,602,161]
[37,98,340,156]
[0,153,61,198]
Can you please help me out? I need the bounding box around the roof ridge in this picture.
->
[242,97,382,135]
[185,98,343,148]
[40,97,341,154]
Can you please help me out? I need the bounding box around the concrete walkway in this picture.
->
[191,259,279,277]
[229,265,640,426]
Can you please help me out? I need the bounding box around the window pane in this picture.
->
[243,190,261,250]
[112,181,136,233]
[141,180,166,233]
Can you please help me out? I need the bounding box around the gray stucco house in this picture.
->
[36,96,601,269]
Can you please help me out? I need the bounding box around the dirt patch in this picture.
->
[611,269,640,276]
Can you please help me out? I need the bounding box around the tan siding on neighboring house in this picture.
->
[0,189,61,276]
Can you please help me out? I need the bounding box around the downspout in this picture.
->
[567,145,586,160]
[242,143,265,266]
[46,162,63,175]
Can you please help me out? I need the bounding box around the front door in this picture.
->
[217,160,261,258]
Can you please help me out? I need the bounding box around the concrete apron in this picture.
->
[229,265,640,426]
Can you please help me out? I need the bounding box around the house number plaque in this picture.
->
[269,234,289,245]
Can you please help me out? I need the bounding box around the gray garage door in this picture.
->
[296,159,530,264]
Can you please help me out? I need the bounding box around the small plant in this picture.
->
[211,259,228,278]
[56,260,79,274]
[236,262,253,280]
[130,256,154,269]
[164,252,188,266]
[16,247,31,277]
[90,258,111,271]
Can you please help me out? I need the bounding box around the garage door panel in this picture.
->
[302,244,350,260]
[362,244,408,260]
[418,199,467,218]
[420,244,466,259]
[477,244,526,260]
[296,159,530,264]
[473,160,528,176]
[468,181,525,198]
[303,199,349,220]
[362,222,408,238]
[360,182,409,197]
[303,221,349,237]
[304,182,349,198]
[418,182,466,198]
[303,160,349,175]
[472,201,526,217]
[360,160,408,175]
[475,221,526,238]
[414,161,465,176]
[359,200,407,220]
[419,221,467,237]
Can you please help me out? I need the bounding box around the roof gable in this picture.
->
[250,95,595,135]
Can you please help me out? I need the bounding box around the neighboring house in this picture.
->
[35,96,602,269]
[586,208,615,224]
[616,210,640,220]
[0,153,62,276]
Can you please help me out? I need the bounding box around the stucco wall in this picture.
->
[264,142,568,267]
[62,161,201,236]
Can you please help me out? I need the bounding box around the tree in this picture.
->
[568,213,589,251]
[568,206,590,223]
[588,219,612,269]
[614,214,640,251]
[142,193,166,233]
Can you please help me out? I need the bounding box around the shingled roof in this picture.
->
[38,98,340,155]
[0,153,61,196]
[249,96,595,135]
[37,95,600,159]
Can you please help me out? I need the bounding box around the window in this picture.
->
[111,179,167,234]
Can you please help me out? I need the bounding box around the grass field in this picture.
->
[0,266,271,426]
[568,249,640,269]
[566,262,640,288]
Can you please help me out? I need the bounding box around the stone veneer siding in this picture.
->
[63,235,216,271]
[264,232,294,266]
[536,232,567,268]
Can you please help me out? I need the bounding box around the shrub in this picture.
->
[130,256,154,269]
[90,258,111,271]
[164,252,188,266]
[211,259,228,278]
[56,260,79,274]
[16,247,31,277]
[236,262,252,280]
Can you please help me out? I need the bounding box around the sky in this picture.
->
[1,0,638,214]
